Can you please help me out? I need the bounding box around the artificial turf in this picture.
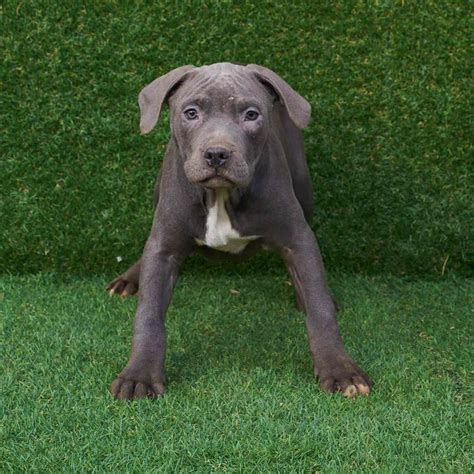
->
[2,1,472,471]
[2,270,472,471]
[2,1,472,277]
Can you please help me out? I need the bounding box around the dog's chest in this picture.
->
[195,190,258,254]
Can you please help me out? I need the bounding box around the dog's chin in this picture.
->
[199,176,234,189]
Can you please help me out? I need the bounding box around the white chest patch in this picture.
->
[195,190,259,254]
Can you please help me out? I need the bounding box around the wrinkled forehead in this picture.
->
[171,63,273,108]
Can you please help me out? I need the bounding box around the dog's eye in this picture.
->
[244,110,259,121]
[184,108,198,120]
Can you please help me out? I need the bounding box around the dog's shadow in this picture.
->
[164,258,313,385]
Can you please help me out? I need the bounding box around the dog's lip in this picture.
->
[199,175,235,189]
[199,174,234,184]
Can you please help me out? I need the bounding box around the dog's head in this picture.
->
[139,63,311,189]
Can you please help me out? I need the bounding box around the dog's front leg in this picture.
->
[280,226,372,397]
[110,235,186,400]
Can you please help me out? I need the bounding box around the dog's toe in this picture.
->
[317,355,372,397]
[106,278,137,297]
[110,377,165,401]
[121,281,138,297]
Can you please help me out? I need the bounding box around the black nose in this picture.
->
[204,147,230,168]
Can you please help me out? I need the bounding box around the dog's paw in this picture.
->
[110,362,165,400]
[316,355,371,397]
[106,276,138,297]
[110,376,165,400]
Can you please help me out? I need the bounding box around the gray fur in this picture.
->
[108,63,371,400]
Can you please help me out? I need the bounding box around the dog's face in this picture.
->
[138,63,311,189]
[168,65,272,188]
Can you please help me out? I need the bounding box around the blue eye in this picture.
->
[245,110,259,121]
[184,108,198,120]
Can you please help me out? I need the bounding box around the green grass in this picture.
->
[1,2,473,470]
[2,269,472,471]
[2,1,473,276]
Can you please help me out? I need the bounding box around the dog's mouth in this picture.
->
[184,153,250,189]
[199,174,234,188]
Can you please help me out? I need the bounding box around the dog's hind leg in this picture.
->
[106,258,141,297]
[106,170,161,298]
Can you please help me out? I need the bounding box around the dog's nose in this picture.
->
[204,147,230,168]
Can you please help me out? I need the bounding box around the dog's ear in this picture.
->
[138,65,195,134]
[247,64,311,129]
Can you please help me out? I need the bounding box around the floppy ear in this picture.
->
[246,64,311,129]
[138,65,195,134]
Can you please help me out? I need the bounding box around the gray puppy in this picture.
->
[107,63,371,400]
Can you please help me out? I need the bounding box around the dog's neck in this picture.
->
[196,188,259,253]
[203,187,245,211]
